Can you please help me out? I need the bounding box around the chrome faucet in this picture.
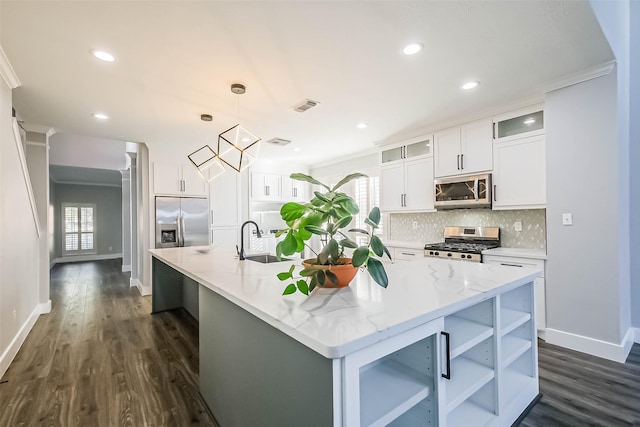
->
[238,220,262,260]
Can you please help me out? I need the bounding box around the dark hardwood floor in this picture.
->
[0,259,217,426]
[1,259,639,426]
[521,339,640,427]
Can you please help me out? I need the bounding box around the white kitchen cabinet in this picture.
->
[281,175,307,202]
[494,106,544,143]
[251,172,281,202]
[380,138,433,212]
[434,118,493,178]
[380,136,432,165]
[153,161,208,197]
[392,247,425,262]
[483,254,546,335]
[492,135,546,210]
[209,171,241,250]
[343,281,539,427]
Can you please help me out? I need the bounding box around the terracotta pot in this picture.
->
[302,257,358,288]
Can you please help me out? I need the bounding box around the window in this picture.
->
[353,176,383,246]
[62,203,96,256]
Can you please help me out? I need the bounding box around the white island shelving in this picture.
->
[150,246,542,427]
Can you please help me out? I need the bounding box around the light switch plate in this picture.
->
[562,213,573,226]
[412,220,418,230]
[514,221,522,232]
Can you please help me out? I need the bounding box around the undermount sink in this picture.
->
[244,254,290,264]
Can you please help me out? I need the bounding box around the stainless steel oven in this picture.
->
[434,174,491,210]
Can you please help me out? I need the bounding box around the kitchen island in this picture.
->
[150,246,542,427]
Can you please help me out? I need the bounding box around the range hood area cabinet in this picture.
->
[434,118,493,178]
[153,161,208,197]
[492,135,546,210]
[492,106,546,210]
[379,136,435,212]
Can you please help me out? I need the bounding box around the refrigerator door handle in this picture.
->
[176,215,183,247]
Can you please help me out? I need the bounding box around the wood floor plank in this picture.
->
[0,259,217,427]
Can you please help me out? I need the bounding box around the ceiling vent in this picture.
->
[266,137,292,146]
[292,99,320,113]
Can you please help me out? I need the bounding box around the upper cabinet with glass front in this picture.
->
[494,105,544,143]
[380,135,432,165]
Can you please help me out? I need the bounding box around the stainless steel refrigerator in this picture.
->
[155,197,209,248]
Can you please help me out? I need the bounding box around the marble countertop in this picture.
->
[150,246,541,359]
[482,247,547,260]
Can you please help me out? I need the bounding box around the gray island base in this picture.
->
[150,246,542,426]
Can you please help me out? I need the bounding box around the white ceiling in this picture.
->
[1,1,613,166]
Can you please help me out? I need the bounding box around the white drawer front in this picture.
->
[483,255,544,277]
[392,247,424,262]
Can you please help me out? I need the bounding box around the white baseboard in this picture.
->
[131,278,151,296]
[53,253,123,264]
[0,305,40,379]
[122,264,131,273]
[546,327,634,363]
[634,327,640,344]
[38,300,52,314]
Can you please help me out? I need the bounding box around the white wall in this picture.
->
[630,0,640,329]
[309,153,378,181]
[49,133,126,170]
[25,131,50,306]
[0,58,42,377]
[545,71,630,360]
[121,169,131,272]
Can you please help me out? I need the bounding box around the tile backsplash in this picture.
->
[388,209,546,250]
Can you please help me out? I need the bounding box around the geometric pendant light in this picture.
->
[188,113,225,182]
[216,83,261,172]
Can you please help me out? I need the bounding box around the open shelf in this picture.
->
[387,397,436,427]
[501,335,532,368]
[502,367,537,408]
[447,400,497,427]
[500,308,530,336]
[445,357,495,413]
[360,359,432,427]
[445,316,494,359]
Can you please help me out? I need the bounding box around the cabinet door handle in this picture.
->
[400,194,403,207]
[500,263,524,268]
[493,122,496,139]
[441,331,451,380]
[404,193,407,207]
[265,185,269,196]
[456,154,460,170]
[493,184,497,202]
[401,252,415,256]
[460,154,464,169]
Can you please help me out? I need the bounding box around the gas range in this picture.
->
[424,226,500,263]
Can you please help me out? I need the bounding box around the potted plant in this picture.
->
[275,172,392,295]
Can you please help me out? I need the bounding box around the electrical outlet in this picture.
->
[412,220,418,230]
[562,213,573,226]
[514,221,522,232]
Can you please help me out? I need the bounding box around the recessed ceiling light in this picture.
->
[402,43,423,55]
[356,123,368,129]
[524,118,536,125]
[293,147,302,152]
[461,81,479,90]
[91,50,116,62]
[92,113,109,120]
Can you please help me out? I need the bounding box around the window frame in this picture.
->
[61,203,97,256]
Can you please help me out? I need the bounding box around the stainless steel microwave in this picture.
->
[434,174,492,210]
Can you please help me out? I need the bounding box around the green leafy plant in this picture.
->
[276,172,391,295]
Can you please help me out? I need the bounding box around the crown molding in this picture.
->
[545,60,615,93]
[0,46,21,89]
